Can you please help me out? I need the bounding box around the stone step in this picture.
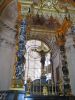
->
[0,90,75,100]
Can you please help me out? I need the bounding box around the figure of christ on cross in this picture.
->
[36,49,50,76]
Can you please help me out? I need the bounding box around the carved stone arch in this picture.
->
[0,0,18,29]
[0,0,15,15]
[26,29,59,58]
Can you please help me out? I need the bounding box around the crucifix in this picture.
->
[33,42,50,76]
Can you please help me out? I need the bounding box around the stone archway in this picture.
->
[24,39,51,80]
[26,27,59,59]
[25,27,59,90]
[0,0,14,14]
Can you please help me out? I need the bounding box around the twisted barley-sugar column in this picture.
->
[11,1,23,88]
[56,17,72,95]
[12,20,21,88]
[11,27,19,88]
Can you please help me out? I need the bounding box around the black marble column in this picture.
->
[60,45,72,95]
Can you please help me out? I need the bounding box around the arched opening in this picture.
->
[24,40,52,95]
[24,40,51,81]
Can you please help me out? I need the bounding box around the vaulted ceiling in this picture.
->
[0,0,75,15]
[0,0,13,15]
[0,0,75,34]
[0,0,75,46]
